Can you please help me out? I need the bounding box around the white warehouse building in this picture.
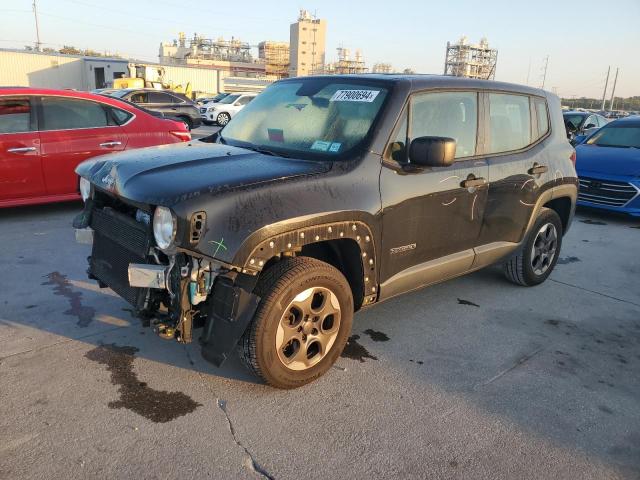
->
[0,48,270,96]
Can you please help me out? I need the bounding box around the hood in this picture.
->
[575,144,640,177]
[76,142,331,206]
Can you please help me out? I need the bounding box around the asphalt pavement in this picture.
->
[191,124,221,140]
[0,203,639,480]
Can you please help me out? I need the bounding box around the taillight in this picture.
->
[170,131,191,142]
[569,151,576,166]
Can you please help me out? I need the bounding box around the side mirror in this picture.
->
[409,136,456,167]
[584,123,596,129]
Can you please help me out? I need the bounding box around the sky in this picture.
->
[2,0,639,98]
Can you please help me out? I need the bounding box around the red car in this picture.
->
[0,88,191,208]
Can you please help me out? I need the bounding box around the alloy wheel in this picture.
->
[275,287,341,371]
[530,222,558,276]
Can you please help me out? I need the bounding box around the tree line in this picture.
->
[562,96,640,112]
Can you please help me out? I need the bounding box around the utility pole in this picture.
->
[32,0,41,51]
[540,55,549,89]
[608,67,619,112]
[601,66,610,111]
[525,57,531,85]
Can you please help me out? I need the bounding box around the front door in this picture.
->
[0,96,45,203]
[379,90,488,297]
[38,96,127,196]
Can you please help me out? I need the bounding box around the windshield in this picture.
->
[564,114,585,130]
[586,125,640,148]
[218,94,240,105]
[220,79,389,158]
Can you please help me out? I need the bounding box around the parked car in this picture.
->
[575,116,640,217]
[563,111,608,143]
[107,89,201,130]
[74,75,577,388]
[196,93,229,106]
[200,92,257,125]
[0,87,191,208]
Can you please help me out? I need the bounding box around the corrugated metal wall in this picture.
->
[160,65,220,95]
[0,50,85,89]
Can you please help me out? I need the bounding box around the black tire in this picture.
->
[240,257,354,389]
[503,208,563,286]
[216,112,230,126]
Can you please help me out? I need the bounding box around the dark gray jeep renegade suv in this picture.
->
[74,75,578,388]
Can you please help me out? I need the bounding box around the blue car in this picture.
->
[575,116,640,217]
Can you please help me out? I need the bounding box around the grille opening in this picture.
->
[578,177,637,207]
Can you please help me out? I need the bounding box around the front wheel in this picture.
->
[216,112,230,126]
[240,257,353,389]
[503,208,563,286]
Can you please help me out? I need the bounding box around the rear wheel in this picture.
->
[503,208,563,286]
[240,257,353,389]
[216,112,230,126]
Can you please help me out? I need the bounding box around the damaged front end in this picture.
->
[73,192,260,367]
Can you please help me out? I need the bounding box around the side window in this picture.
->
[129,92,147,104]
[0,97,33,134]
[41,97,109,130]
[108,106,133,126]
[410,91,478,159]
[597,116,608,127]
[533,97,549,140]
[384,109,408,163]
[584,115,596,129]
[236,96,254,106]
[488,93,531,153]
[147,92,172,104]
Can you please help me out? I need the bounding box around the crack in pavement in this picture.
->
[549,278,640,308]
[477,347,544,388]
[217,399,275,480]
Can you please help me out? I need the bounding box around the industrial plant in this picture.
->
[1,8,396,97]
[444,36,498,80]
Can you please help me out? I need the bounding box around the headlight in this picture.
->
[153,206,176,251]
[79,177,91,202]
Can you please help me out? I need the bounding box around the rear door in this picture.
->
[146,91,179,115]
[0,96,45,202]
[480,93,552,245]
[38,96,127,196]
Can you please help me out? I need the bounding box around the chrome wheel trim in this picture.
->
[275,286,341,371]
[530,222,558,276]
[217,113,229,125]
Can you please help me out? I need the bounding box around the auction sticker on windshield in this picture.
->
[330,90,380,102]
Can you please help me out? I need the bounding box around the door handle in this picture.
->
[528,164,548,175]
[99,141,122,148]
[461,177,487,188]
[7,146,37,154]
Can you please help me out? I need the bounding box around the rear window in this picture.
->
[108,106,133,125]
[533,97,550,140]
[42,97,110,130]
[488,93,531,153]
[0,97,32,134]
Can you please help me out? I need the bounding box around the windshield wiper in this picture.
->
[242,145,290,158]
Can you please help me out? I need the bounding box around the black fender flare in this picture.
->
[232,219,379,307]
